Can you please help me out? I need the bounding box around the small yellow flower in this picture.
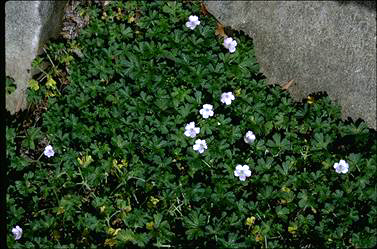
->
[151,196,159,205]
[128,16,135,23]
[281,186,291,192]
[104,238,117,247]
[112,159,118,168]
[46,77,57,89]
[101,12,108,20]
[107,227,121,236]
[279,199,288,204]
[288,224,298,234]
[121,159,128,167]
[29,79,39,91]
[46,91,56,97]
[307,95,315,104]
[148,196,160,208]
[146,221,155,230]
[113,159,127,169]
[116,8,124,21]
[246,216,256,226]
[100,206,106,213]
[235,88,241,97]
[57,207,65,215]
[78,155,94,167]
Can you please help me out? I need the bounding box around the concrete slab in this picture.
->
[205,1,376,129]
[5,1,67,114]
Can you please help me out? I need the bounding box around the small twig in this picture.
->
[265,235,268,248]
[37,151,44,161]
[43,47,56,68]
[52,188,60,204]
[153,244,172,248]
[133,193,139,204]
[201,159,212,168]
[128,176,146,182]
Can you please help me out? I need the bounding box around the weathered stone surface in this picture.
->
[6,1,67,114]
[205,1,376,129]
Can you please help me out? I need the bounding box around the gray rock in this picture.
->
[205,1,376,129]
[6,1,67,114]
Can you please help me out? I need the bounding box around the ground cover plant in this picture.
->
[6,1,377,248]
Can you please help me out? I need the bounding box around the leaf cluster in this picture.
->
[7,1,377,248]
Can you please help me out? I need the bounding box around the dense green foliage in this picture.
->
[7,1,377,248]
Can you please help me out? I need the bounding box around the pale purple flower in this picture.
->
[244,131,256,144]
[234,164,251,181]
[333,160,349,174]
[224,37,237,53]
[12,225,22,240]
[193,139,207,154]
[185,15,200,30]
[199,104,214,119]
[221,92,235,105]
[44,145,55,158]
[184,122,200,138]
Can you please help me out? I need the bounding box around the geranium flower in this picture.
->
[185,15,200,30]
[333,160,349,174]
[184,122,200,138]
[234,164,251,181]
[193,139,207,154]
[244,131,256,144]
[44,145,55,158]
[12,225,22,240]
[221,92,235,105]
[199,104,214,119]
[224,37,237,53]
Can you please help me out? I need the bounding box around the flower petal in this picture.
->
[333,162,339,169]
[241,165,250,172]
[245,169,251,177]
[236,164,243,171]
[229,46,236,53]
[189,15,198,22]
[239,175,246,181]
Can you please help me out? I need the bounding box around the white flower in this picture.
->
[184,122,200,138]
[185,15,200,30]
[12,225,22,240]
[221,92,235,105]
[234,164,251,181]
[199,104,214,119]
[193,139,207,154]
[244,131,256,144]
[44,145,55,158]
[333,160,349,174]
[223,37,237,53]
